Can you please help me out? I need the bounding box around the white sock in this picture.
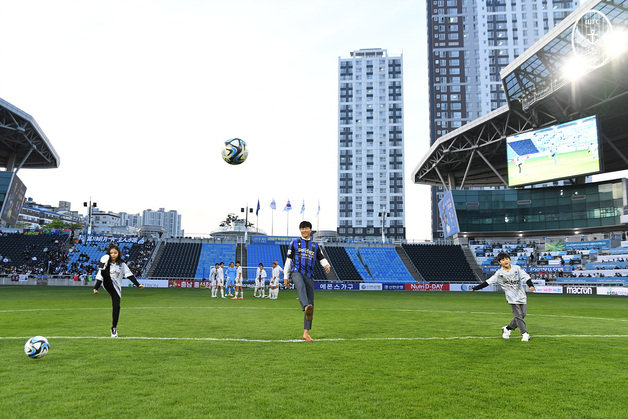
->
[220,289,224,297]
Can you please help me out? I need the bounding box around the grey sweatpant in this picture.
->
[508,303,528,334]
[292,272,314,330]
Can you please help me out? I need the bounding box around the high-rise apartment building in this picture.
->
[337,48,405,241]
[119,212,142,229]
[142,208,183,238]
[427,0,580,239]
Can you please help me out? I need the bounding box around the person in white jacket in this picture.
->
[254,263,267,298]
[268,260,283,300]
[93,244,144,338]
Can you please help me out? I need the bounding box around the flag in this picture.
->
[256,199,260,216]
[300,200,305,214]
[270,199,276,210]
[284,200,292,211]
[317,201,320,215]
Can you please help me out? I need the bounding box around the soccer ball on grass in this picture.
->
[24,336,50,359]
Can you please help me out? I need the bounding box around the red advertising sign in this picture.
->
[405,283,450,292]
[168,280,209,289]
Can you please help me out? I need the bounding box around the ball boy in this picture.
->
[472,252,535,341]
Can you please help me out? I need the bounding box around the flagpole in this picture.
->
[317,200,320,232]
[256,199,260,232]
[286,210,289,236]
[270,199,276,236]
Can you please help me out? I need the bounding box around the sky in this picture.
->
[0,0,433,239]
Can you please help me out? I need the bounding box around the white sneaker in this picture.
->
[501,326,511,339]
[521,333,530,342]
[111,327,118,338]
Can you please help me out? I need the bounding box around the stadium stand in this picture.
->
[151,242,202,278]
[508,139,539,155]
[402,244,478,282]
[246,243,283,280]
[125,240,155,276]
[0,232,68,275]
[356,247,415,282]
[194,243,236,280]
[559,246,628,285]
[343,247,373,281]
[324,245,364,282]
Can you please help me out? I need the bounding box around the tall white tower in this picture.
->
[338,48,405,241]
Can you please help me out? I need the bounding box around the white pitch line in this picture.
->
[0,306,295,313]
[2,306,626,323]
[1,335,628,343]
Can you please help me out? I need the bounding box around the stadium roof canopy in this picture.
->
[412,0,628,188]
[0,97,60,171]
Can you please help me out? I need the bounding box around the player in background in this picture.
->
[472,252,535,341]
[284,220,331,342]
[217,262,226,299]
[588,142,598,160]
[233,260,244,299]
[225,262,236,297]
[516,155,523,174]
[550,144,558,167]
[268,260,283,299]
[254,263,267,298]
[209,263,219,298]
[93,244,144,338]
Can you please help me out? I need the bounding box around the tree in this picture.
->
[47,219,66,230]
[219,213,254,228]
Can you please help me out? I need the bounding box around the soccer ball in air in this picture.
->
[222,138,248,165]
[24,336,50,359]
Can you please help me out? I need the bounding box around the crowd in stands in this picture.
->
[0,232,156,277]
[125,240,155,277]
[472,238,628,283]
[0,232,69,275]
[2,231,628,285]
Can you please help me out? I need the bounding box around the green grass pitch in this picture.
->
[508,149,600,186]
[1,286,627,418]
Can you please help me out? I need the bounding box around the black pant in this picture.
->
[103,280,121,328]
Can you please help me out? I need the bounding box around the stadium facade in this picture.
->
[416,0,628,240]
[427,0,581,239]
[337,48,405,242]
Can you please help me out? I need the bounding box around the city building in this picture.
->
[91,209,121,235]
[17,198,83,229]
[142,208,183,238]
[337,48,405,241]
[119,212,142,229]
[427,0,580,239]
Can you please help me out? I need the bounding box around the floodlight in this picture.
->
[601,29,628,59]
[561,54,590,82]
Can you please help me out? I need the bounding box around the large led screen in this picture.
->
[507,115,601,187]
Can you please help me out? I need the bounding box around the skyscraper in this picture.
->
[338,48,405,241]
[427,0,580,239]
[142,208,183,238]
